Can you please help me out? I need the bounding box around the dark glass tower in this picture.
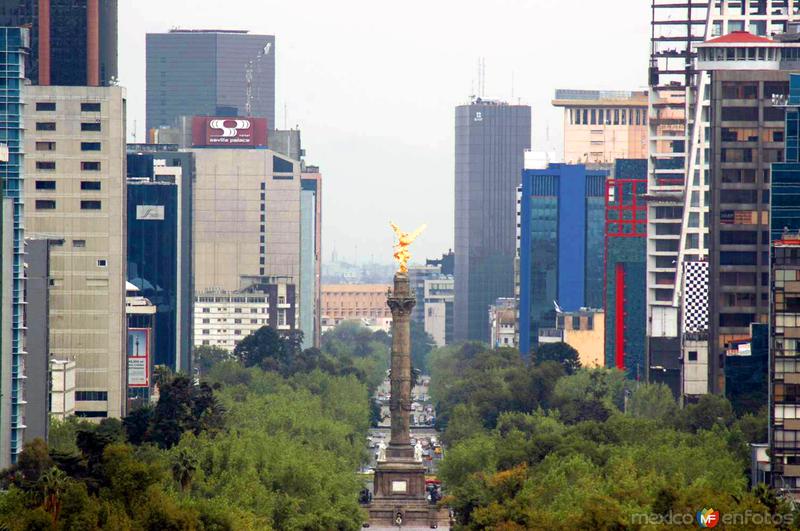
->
[126,149,193,374]
[146,29,275,131]
[517,163,608,356]
[0,0,117,86]
[454,99,530,343]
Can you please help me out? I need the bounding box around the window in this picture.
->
[81,181,101,191]
[36,122,56,131]
[35,180,56,190]
[721,107,759,121]
[76,391,108,401]
[97,259,107,267]
[72,240,85,248]
[688,351,698,362]
[36,102,56,111]
[81,142,101,151]
[81,122,101,132]
[35,141,56,151]
[35,200,55,209]
[81,102,101,112]
[81,200,101,210]
[81,161,101,171]
[36,161,56,170]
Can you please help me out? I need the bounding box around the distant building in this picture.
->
[0,0,118,86]
[517,163,608,356]
[269,129,304,161]
[552,89,648,164]
[24,85,128,419]
[489,298,516,349]
[125,283,155,409]
[408,265,440,324]
[603,160,648,381]
[194,281,297,351]
[426,250,454,276]
[146,29,275,131]
[321,284,391,328]
[539,308,605,368]
[127,147,194,373]
[423,276,454,347]
[454,99,531,343]
[301,169,322,348]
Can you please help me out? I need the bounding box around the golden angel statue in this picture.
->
[390,222,426,273]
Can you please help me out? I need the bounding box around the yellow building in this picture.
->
[552,89,648,165]
[540,309,605,368]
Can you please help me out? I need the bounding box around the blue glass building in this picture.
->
[518,163,608,357]
[772,73,800,241]
[127,148,193,374]
[0,27,28,465]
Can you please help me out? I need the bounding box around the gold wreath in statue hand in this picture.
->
[390,222,426,273]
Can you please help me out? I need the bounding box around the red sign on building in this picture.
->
[191,116,268,147]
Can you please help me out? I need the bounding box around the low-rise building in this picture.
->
[539,308,605,368]
[321,284,391,327]
[489,298,516,349]
[423,277,454,347]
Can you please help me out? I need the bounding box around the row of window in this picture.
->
[568,107,647,126]
[36,101,101,112]
[199,318,267,325]
[35,200,101,210]
[36,121,101,132]
[76,391,108,401]
[36,141,101,151]
[35,180,101,190]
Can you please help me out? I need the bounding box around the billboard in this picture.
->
[191,116,268,147]
[127,328,150,387]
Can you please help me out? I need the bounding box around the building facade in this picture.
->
[194,281,296,351]
[454,99,530,343]
[0,27,26,463]
[489,298,516,349]
[552,89,648,164]
[24,85,127,419]
[423,276,453,347]
[300,169,322,348]
[604,159,648,381]
[517,163,608,356]
[538,309,605,368]
[321,284,392,326]
[127,147,193,373]
[125,282,154,408]
[0,0,117,86]
[146,30,275,131]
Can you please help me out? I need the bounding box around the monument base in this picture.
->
[367,459,448,528]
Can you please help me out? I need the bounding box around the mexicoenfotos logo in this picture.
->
[697,508,720,528]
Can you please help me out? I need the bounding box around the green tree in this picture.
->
[410,320,436,373]
[171,448,198,493]
[193,345,231,376]
[626,382,678,422]
[534,342,581,374]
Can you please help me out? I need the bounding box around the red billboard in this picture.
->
[191,116,268,147]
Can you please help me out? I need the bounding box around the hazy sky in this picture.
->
[119,0,650,265]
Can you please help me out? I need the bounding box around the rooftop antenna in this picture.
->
[511,70,515,100]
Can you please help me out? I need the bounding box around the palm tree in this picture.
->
[38,467,69,528]
[171,448,198,493]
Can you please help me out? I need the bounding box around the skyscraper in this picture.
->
[0,0,118,86]
[0,26,27,465]
[127,147,194,373]
[146,30,275,132]
[603,159,648,382]
[517,163,608,356]
[454,99,530,343]
[24,85,127,419]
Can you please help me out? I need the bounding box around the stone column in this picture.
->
[386,272,415,459]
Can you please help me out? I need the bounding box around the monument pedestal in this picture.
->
[369,458,441,527]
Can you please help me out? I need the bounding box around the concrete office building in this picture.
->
[194,281,297,351]
[647,2,793,392]
[696,32,795,394]
[301,168,322,348]
[49,359,75,420]
[0,0,117,86]
[127,146,193,373]
[146,30,275,131]
[23,237,56,444]
[454,98,530,343]
[604,160,649,382]
[517,163,608,356]
[24,85,127,419]
[423,276,453,347]
[552,89,648,164]
[192,147,301,293]
[0,27,27,464]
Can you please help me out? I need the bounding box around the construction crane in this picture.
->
[245,41,272,116]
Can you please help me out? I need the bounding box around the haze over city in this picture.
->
[119,0,650,263]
